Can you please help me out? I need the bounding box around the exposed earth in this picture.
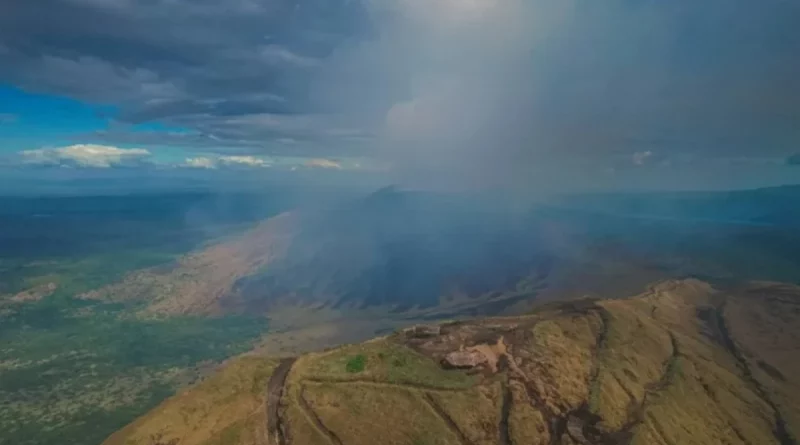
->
[103,279,800,445]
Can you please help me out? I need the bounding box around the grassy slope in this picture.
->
[725,283,800,442]
[103,279,800,445]
[595,281,777,444]
[291,340,478,389]
[103,356,278,445]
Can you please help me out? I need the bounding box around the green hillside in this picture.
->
[103,279,800,445]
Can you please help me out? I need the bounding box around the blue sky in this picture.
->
[0,0,799,192]
[0,85,109,148]
[0,85,192,164]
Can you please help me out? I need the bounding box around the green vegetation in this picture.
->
[0,192,287,445]
[298,341,477,389]
[0,295,268,445]
[0,192,289,297]
[346,354,367,373]
[0,249,180,298]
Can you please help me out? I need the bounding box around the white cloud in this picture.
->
[305,158,342,169]
[182,157,217,169]
[180,155,271,169]
[218,155,271,168]
[632,150,653,166]
[176,153,367,172]
[20,144,151,168]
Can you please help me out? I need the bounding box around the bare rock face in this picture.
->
[442,350,488,369]
[566,415,590,444]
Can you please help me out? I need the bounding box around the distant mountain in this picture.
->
[83,187,559,315]
[103,279,800,445]
[226,187,555,312]
[559,184,800,227]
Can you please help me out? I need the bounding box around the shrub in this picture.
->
[345,354,367,373]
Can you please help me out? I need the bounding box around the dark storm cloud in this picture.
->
[86,117,373,157]
[1,0,800,188]
[0,0,373,153]
[356,0,800,188]
[788,154,800,166]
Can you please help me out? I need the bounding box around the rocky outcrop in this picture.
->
[566,415,589,444]
[442,350,488,369]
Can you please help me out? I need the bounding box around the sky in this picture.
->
[1,0,799,193]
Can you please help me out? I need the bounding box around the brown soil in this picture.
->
[266,358,297,445]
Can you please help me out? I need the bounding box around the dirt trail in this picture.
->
[499,337,563,443]
[587,307,611,403]
[422,392,475,445]
[498,383,512,445]
[298,386,344,445]
[713,302,796,445]
[302,377,469,392]
[600,330,679,445]
[266,357,297,445]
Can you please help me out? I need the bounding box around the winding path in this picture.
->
[266,358,297,445]
[422,392,475,445]
[713,302,795,445]
[297,386,344,445]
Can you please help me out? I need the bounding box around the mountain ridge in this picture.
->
[103,278,800,445]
